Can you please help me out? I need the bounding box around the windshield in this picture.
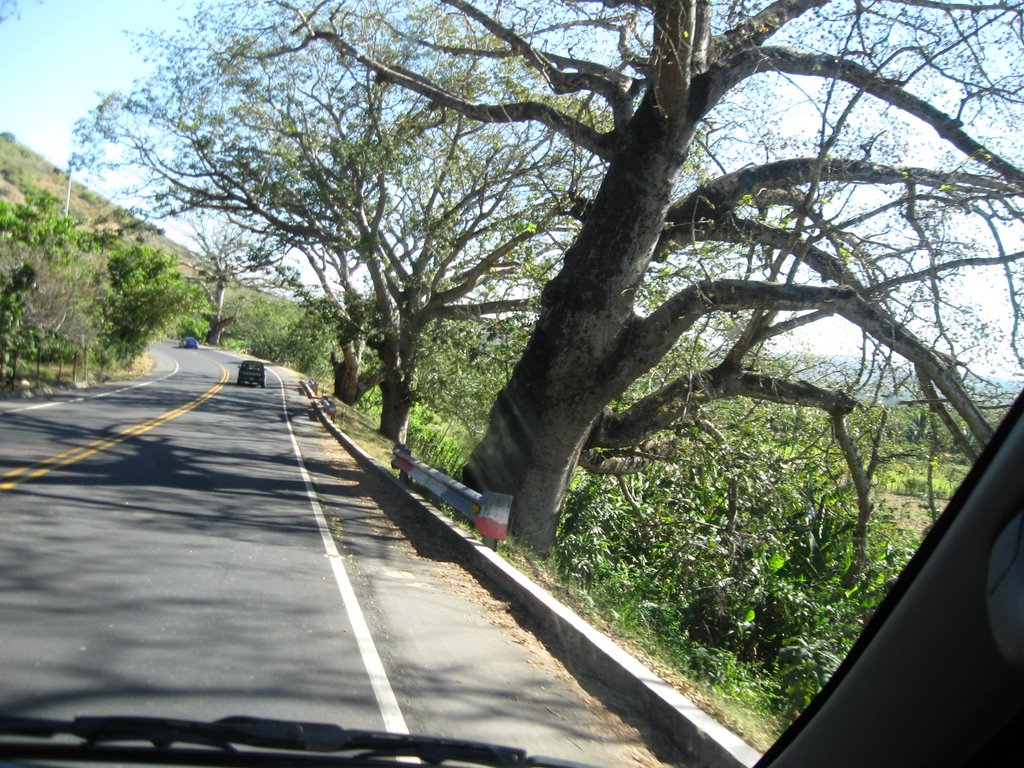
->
[1,1,1023,767]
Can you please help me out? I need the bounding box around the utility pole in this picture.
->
[63,168,72,217]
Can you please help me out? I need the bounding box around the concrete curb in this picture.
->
[303,389,761,768]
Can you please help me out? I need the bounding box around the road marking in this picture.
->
[271,368,410,736]
[0,368,228,492]
[2,360,181,414]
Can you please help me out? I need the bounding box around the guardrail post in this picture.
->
[394,443,413,486]
[478,492,513,550]
[322,397,337,419]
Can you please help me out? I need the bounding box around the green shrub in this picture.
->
[553,406,919,728]
[406,404,470,477]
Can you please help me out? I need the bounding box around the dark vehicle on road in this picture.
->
[236,361,266,388]
[180,336,199,349]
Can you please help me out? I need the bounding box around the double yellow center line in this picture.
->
[1,369,228,492]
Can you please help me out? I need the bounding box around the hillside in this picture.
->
[0,131,190,260]
[1,131,107,216]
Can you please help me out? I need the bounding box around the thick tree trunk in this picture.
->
[465,97,694,554]
[205,281,232,345]
[379,371,414,444]
[332,342,367,405]
[373,319,421,444]
[464,380,605,550]
[205,315,235,346]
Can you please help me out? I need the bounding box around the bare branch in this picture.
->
[895,0,1024,11]
[872,250,1024,294]
[588,362,857,449]
[662,158,1014,245]
[714,0,830,55]
[429,298,532,321]
[298,27,617,158]
[726,46,1024,186]
[442,0,635,110]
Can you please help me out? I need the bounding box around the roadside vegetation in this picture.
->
[309,385,978,749]
[8,0,1024,750]
[0,135,328,389]
[0,187,200,390]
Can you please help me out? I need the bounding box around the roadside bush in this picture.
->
[405,404,469,477]
[553,404,918,727]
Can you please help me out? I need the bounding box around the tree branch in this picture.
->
[428,298,531,321]
[714,0,829,55]
[661,157,1014,247]
[442,0,637,125]
[295,28,617,158]
[589,363,857,449]
[427,229,537,310]
[615,279,857,385]
[725,46,1024,186]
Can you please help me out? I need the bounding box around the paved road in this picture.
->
[0,342,662,766]
[0,342,383,726]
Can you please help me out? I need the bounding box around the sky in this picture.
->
[0,0,195,194]
[1,1,1020,379]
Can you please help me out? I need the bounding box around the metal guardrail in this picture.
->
[303,380,755,765]
[299,377,513,549]
[391,444,512,549]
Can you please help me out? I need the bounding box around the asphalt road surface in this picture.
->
[0,341,664,767]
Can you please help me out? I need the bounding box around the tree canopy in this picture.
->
[81,9,572,440]
[80,0,1024,555]
[277,0,1024,553]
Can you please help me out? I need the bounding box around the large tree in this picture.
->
[178,219,276,346]
[102,242,201,361]
[279,0,1024,553]
[82,10,569,441]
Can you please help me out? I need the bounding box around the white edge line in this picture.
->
[271,369,410,735]
[5,359,181,413]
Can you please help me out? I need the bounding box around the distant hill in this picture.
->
[0,131,191,260]
[1,131,117,219]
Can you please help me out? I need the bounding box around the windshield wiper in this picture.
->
[0,715,593,768]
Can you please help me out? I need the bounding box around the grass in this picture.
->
[1,133,116,221]
[875,454,970,538]
[2,353,155,392]
[877,491,941,537]
[498,538,783,751]
[319,398,396,467]
[877,455,968,501]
